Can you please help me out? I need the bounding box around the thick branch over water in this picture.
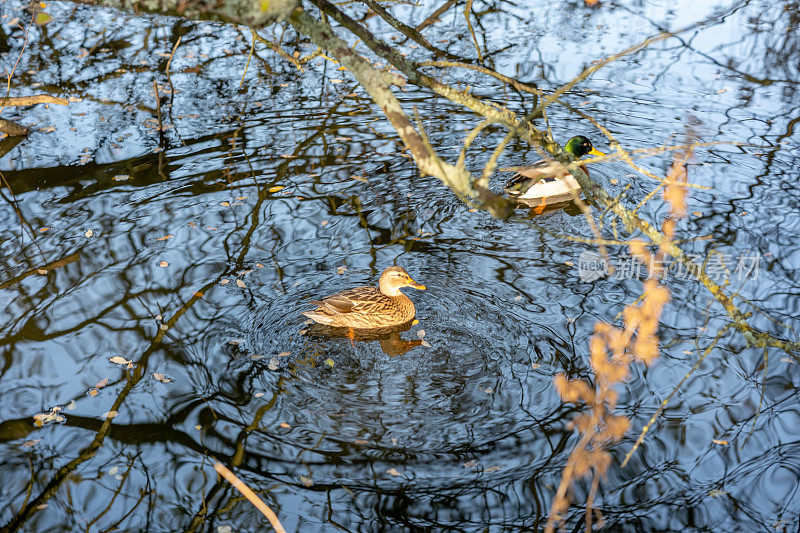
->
[70,0,296,27]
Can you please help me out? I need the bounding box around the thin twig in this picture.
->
[463,0,482,61]
[213,462,286,533]
[242,30,257,87]
[620,324,731,467]
[415,0,458,31]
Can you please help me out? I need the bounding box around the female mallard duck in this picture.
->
[301,266,426,329]
[504,135,605,207]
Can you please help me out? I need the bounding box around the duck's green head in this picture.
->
[565,135,605,158]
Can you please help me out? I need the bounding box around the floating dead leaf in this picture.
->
[268,358,279,371]
[228,339,243,345]
[268,186,284,193]
[276,351,290,357]
[220,201,230,207]
[254,392,265,398]
[33,407,65,427]
[88,388,99,397]
[336,265,348,274]
[35,11,52,26]
[712,439,728,446]
[95,378,109,389]
[354,439,369,445]
[610,178,619,185]
[113,174,130,181]
[692,211,702,217]
[461,460,476,468]
[780,357,796,364]
[237,269,253,276]
[37,269,47,275]
[386,468,401,476]
[236,279,246,288]
[156,234,174,241]
[250,354,266,360]
[482,387,494,394]
[188,221,197,228]
[421,340,431,347]
[103,410,119,419]
[159,324,168,331]
[84,229,94,238]
[350,175,367,182]
[324,358,335,368]
[39,227,50,233]
[235,196,248,200]
[159,261,169,268]
[411,319,419,325]
[67,400,76,410]
[109,356,132,366]
[219,279,230,285]
[300,476,314,487]
[320,220,328,226]
[23,439,40,447]
[153,373,173,383]
[484,466,502,473]
[256,263,264,268]
[417,329,426,339]
[279,422,290,429]
[330,79,343,84]
[108,466,119,475]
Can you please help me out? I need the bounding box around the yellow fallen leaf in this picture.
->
[159,261,169,267]
[103,411,119,419]
[386,468,401,476]
[153,373,173,383]
[268,186,284,193]
[37,269,47,275]
[713,439,728,445]
[109,356,131,366]
[280,422,290,429]
[88,388,99,397]
[236,279,246,288]
[324,358,335,368]
[220,201,230,207]
[300,476,314,487]
[95,378,109,388]
[156,234,174,241]
[84,229,94,238]
[219,279,230,285]
[39,227,50,232]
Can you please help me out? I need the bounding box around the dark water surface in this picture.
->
[1,0,799,530]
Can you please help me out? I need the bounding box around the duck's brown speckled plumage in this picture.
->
[302,266,425,329]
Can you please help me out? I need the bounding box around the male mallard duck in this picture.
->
[301,266,426,329]
[504,135,605,207]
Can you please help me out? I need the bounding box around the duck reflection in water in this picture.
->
[301,321,424,356]
[300,266,427,356]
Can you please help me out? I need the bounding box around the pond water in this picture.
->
[1,0,799,531]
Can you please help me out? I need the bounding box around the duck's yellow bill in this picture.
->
[407,279,426,290]
[588,147,605,157]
